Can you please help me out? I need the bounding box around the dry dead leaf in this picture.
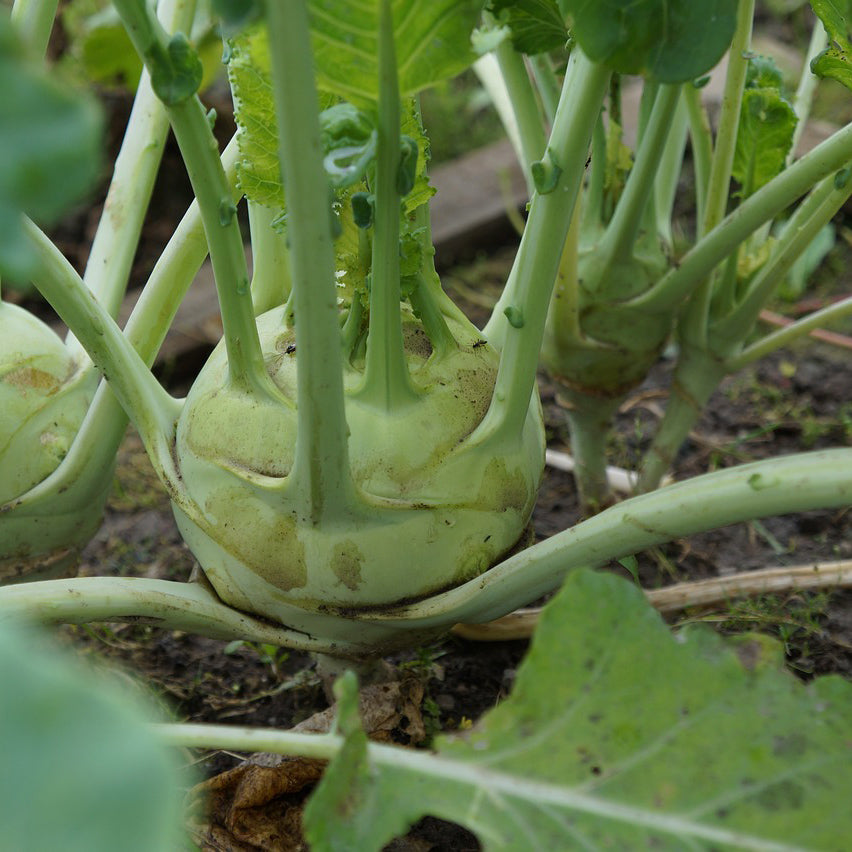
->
[189,672,426,850]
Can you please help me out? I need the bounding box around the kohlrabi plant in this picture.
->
[3,0,852,657]
[0,0,235,583]
[481,0,852,511]
[4,0,852,847]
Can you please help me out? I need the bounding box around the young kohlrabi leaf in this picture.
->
[733,56,797,198]
[304,569,852,850]
[308,0,485,101]
[558,0,737,83]
[0,15,103,280]
[489,0,569,55]
[0,619,185,852]
[810,0,852,90]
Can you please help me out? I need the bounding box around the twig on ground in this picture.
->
[453,559,852,640]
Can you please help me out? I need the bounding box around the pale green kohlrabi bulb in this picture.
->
[0,302,104,584]
[171,304,544,642]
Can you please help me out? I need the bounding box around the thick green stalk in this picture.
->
[726,295,852,371]
[494,37,547,193]
[633,120,852,313]
[87,0,193,310]
[561,391,621,512]
[407,205,457,359]
[248,200,291,316]
[530,54,560,124]
[636,174,852,493]
[112,0,266,394]
[584,115,607,230]
[23,220,181,484]
[14,140,241,513]
[686,0,754,349]
[10,0,58,56]
[596,84,680,268]
[789,20,828,166]
[356,0,418,411]
[480,50,609,443]
[683,84,713,237]
[547,194,583,345]
[702,0,754,238]
[265,0,355,520]
[723,173,852,342]
[0,578,359,653]
[635,348,725,493]
[654,93,688,249]
[371,447,852,629]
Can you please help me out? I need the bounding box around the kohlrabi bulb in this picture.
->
[0,302,102,583]
[172,304,544,636]
[0,303,93,503]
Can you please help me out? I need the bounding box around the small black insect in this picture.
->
[286,343,297,354]
[473,339,487,349]
[585,155,592,169]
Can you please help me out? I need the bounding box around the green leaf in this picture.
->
[558,0,737,83]
[732,88,797,198]
[308,0,486,101]
[489,0,569,55]
[305,569,852,850]
[228,24,337,213]
[150,32,204,105]
[0,16,103,279]
[811,0,852,89]
[0,619,184,851]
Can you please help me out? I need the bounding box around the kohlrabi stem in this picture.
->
[789,20,828,166]
[371,447,852,628]
[530,54,561,124]
[633,120,852,313]
[156,722,342,762]
[0,577,361,654]
[637,176,852,493]
[561,390,621,513]
[726,294,852,371]
[723,172,852,342]
[13,140,240,513]
[264,0,356,520]
[596,84,680,267]
[356,0,418,411]
[80,0,195,312]
[547,195,583,344]
[686,0,754,348]
[703,0,754,237]
[683,84,713,236]
[494,37,547,193]
[635,348,725,493]
[23,220,182,480]
[407,206,457,358]
[481,50,609,443]
[585,116,607,228]
[247,200,292,316]
[654,93,688,249]
[112,0,268,395]
[10,0,58,56]
[473,54,526,174]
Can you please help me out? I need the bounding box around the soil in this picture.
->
[15,19,852,844]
